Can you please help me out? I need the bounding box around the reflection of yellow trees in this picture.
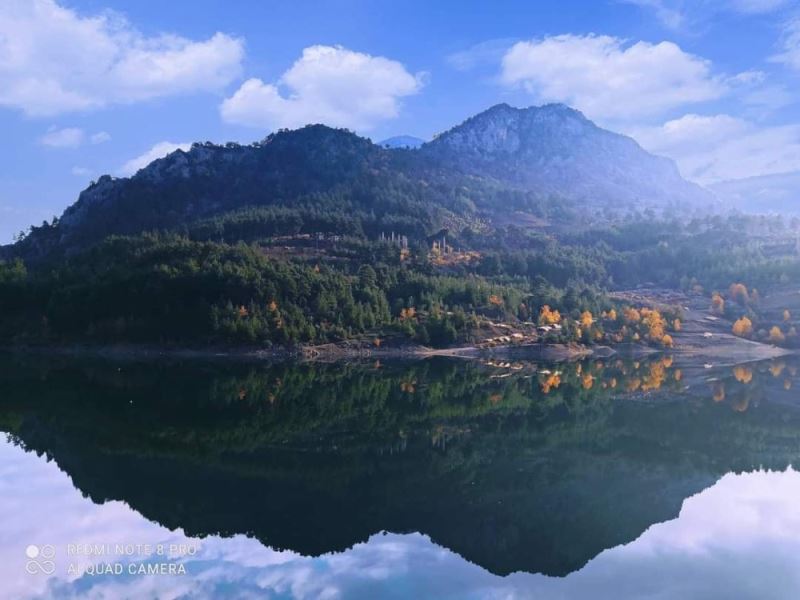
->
[770,361,786,378]
[674,369,682,382]
[785,380,793,391]
[733,366,754,384]
[626,378,642,392]
[641,361,666,391]
[540,373,561,394]
[582,373,594,390]
[712,383,726,402]
[732,396,750,413]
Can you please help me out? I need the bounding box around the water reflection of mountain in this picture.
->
[1,355,799,577]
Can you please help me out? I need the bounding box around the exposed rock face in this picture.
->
[423,103,712,207]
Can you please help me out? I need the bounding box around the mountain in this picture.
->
[5,103,712,260]
[422,103,712,207]
[379,135,425,149]
[709,171,800,214]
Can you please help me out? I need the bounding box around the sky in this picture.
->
[1,0,800,243]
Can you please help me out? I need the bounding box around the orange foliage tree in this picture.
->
[732,316,753,338]
[769,326,786,344]
[711,292,725,315]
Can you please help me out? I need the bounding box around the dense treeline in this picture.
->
[0,235,529,346]
[2,210,799,348]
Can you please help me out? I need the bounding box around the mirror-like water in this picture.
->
[1,354,799,599]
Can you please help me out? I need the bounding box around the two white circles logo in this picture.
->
[25,544,56,575]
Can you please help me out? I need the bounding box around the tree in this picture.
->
[580,311,593,328]
[769,326,786,344]
[357,264,377,289]
[732,316,753,338]
[729,283,749,305]
[538,305,561,325]
[711,293,725,315]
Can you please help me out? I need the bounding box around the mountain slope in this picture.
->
[6,103,712,260]
[709,171,800,214]
[423,103,712,207]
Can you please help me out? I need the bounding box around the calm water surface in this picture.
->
[1,354,800,599]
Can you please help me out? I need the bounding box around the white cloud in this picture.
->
[71,166,91,176]
[119,141,191,176]
[772,17,800,72]
[38,126,84,148]
[446,38,518,72]
[621,0,790,30]
[622,0,685,29]
[220,45,424,131]
[0,0,244,116]
[730,0,790,14]
[629,113,800,183]
[500,35,725,121]
[90,131,111,144]
[39,127,111,148]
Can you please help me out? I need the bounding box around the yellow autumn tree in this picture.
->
[729,283,749,305]
[732,316,753,338]
[539,305,562,325]
[641,308,666,343]
[580,311,594,328]
[711,292,725,315]
[623,307,641,323]
[769,326,786,344]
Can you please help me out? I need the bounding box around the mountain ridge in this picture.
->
[5,103,712,260]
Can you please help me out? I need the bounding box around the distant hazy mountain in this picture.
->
[423,103,712,207]
[379,135,425,149]
[709,171,800,214]
[5,103,713,259]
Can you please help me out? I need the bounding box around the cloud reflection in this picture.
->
[4,436,800,599]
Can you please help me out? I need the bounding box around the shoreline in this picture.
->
[2,337,793,365]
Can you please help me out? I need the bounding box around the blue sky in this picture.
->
[1,0,800,243]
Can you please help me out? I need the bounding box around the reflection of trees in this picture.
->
[1,355,800,578]
[705,359,797,414]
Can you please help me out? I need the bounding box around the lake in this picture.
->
[2,353,800,599]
